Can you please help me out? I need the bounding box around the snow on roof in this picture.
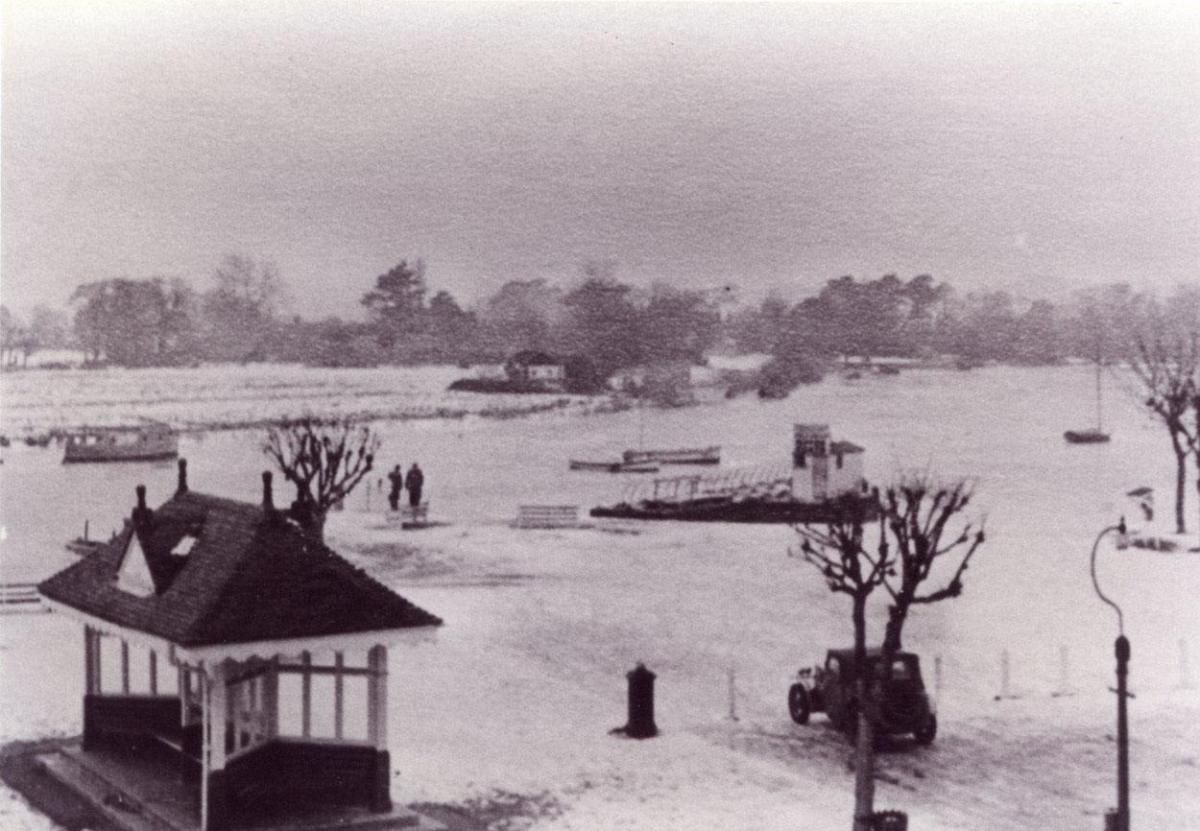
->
[40,489,441,647]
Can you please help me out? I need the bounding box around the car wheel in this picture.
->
[788,684,811,725]
[914,713,937,746]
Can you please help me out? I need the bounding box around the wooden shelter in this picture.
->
[38,461,441,831]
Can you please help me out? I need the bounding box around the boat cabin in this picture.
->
[791,424,866,502]
[38,461,442,831]
[63,420,179,463]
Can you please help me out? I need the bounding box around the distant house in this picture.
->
[505,350,565,390]
[38,461,441,831]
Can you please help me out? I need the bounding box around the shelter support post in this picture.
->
[202,661,229,831]
[367,644,391,812]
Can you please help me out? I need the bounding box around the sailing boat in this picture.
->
[1064,358,1111,444]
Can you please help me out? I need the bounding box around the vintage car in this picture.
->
[788,648,937,745]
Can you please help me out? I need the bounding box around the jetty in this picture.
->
[592,424,869,523]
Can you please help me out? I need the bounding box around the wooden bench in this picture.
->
[512,505,583,529]
[385,503,432,529]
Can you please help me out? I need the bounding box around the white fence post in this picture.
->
[1181,638,1194,690]
[727,666,739,722]
[1053,645,1073,697]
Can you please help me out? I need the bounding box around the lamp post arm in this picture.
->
[1089,521,1126,636]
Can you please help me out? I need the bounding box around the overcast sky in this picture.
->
[3,2,1198,319]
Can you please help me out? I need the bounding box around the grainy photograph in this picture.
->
[1,3,1198,830]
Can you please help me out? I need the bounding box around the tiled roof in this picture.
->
[39,490,441,647]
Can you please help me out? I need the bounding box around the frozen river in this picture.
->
[2,363,1198,829]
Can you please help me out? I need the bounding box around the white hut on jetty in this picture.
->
[791,424,866,502]
[37,460,442,831]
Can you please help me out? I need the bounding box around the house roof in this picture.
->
[830,440,865,454]
[509,350,559,366]
[39,489,441,647]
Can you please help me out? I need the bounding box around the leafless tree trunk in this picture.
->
[262,415,379,540]
[879,476,986,657]
[794,494,891,831]
[1128,333,1197,535]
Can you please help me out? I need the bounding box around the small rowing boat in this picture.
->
[569,459,660,473]
[621,446,720,466]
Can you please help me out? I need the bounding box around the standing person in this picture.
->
[405,462,424,509]
[387,464,403,511]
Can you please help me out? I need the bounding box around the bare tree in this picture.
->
[262,416,379,540]
[1128,332,1198,534]
[793,494,893,831]
[878,476,987,659]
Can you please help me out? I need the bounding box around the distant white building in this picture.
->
[791,424,866,502]
[505,350,565,390]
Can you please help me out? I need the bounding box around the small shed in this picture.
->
[38,461,441,831]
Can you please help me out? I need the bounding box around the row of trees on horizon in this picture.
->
[0,255,1194,382]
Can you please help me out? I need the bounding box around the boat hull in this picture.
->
[591,497,876,523]
[63,447,178,463]
[1064,430,1110,445]
[569,460,660,473]
[622,447,720,466]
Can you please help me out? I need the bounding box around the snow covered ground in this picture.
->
[2,364,1200,829]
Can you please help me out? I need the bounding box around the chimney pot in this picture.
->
[136,485,147,509]
[177,459,189,493]
[262,471,274,511]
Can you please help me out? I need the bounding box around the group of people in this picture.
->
[387,462,425,511]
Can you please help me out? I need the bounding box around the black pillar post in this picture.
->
[370,750,392,812]
[1115,635,1130,831]
[205,769,229,831]
[625,663,658,739]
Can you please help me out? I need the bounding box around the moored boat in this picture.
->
[62,420,178,463]
[621,446,720,466]
[569,459,660,473]
[1064,429,1110,444]
[1064,359,1111,445]
[591,495,877,523]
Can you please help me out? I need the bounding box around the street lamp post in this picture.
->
[1089,518,1129,831]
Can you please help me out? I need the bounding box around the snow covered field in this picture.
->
[2,365,1199,829]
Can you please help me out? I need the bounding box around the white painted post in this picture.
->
[727,666,738,722]
[85,627,94,694]
[120,641,130,694]
[149,650,158,695]
[301,651,312,738]
[934,655,943,705]
[367,645,388,750]
[1181,638,1194,690]
[334,652,345,740]
[1056,645,1070,696]
[180,667,190,725]
[268,662,280,739]
[1000,649,1011,699]
[209,663,228,770]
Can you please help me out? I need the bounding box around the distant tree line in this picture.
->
[0,256,1184,382]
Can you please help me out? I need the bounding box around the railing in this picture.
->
[619,463,793,505]
[0,582,45,613]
